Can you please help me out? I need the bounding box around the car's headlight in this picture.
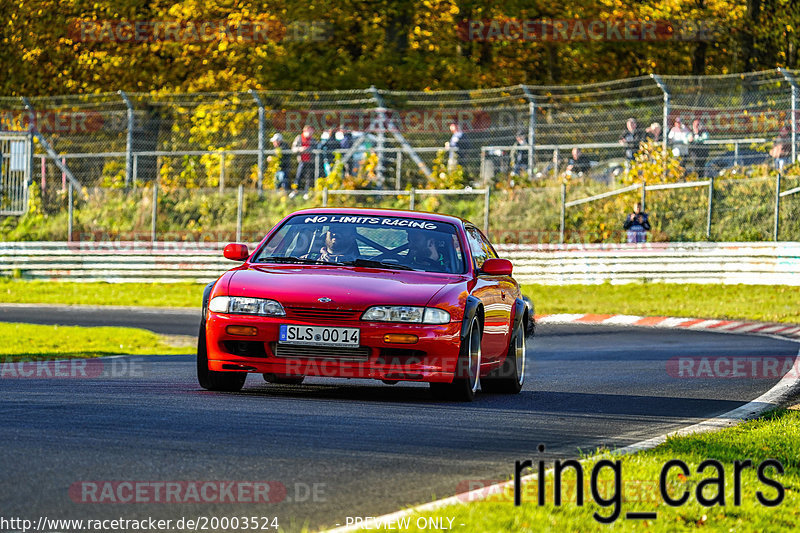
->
[208,296,285,316]
[361,306,450,324]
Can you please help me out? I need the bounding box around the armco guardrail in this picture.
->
[0,241,798,285]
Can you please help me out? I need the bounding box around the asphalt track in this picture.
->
[1,306,799,532]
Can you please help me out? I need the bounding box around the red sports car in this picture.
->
[197,208,532,401]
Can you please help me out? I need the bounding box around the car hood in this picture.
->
[227,265,467,310]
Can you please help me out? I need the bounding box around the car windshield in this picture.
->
[255,214,466,274]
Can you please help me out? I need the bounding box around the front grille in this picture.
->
[272,343,371,361]
[285,307,361,322]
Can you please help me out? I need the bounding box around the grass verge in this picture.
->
[403,409,800,532]
[1,280,799,324]
[0,322,193,361]
[521,283,800,324]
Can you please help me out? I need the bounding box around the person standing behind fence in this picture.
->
[268,133,292,190]
[770,125,791,170]
[619,118,643,163]
[623,202,651,243]
[446,122,463,171]
[510,132,528,178]
[668,117,691,161]
[292,125,316,194]
[645,122,662,144]
[687,119,710,177]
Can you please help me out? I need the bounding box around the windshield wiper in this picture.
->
[348,258,415,271]
[258,256,333,265]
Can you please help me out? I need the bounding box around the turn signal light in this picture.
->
[383,334,419,344]
[226,325,258,336]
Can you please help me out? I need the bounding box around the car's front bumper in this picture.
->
[205,312,462,383]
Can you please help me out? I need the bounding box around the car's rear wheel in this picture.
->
[197,323,246,392]
[481,319,526,394]
[430,316,481,402]
[263,373,305,385]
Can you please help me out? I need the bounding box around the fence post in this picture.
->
[410,188,416,211]
[67,182,73,242]
[132,153,138,188]
[236,184,243,242]
[521,85,536,175]
[151,182,158,243]
[651,74,670,175]
[368,86,387,184]
[778,68,798,164]
[774,172,782,241]
[480,148,487,188]
[706,176,714,239]
[559,182,566,244]
[219,152,225,193]
[640,180,646,211]
[483,188,490,235]
[553,147,559,177]
[322,187,328,207]
[118,91,134,187]
[249,89,266,193]
[395,150,402,189]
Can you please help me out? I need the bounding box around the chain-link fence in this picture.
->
[1,70,799,243]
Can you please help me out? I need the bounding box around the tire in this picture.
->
[263,373,305,385]
[197,323,247,392]
[481,319,526,394]
[430,316,481,402]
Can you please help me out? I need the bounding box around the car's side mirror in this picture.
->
[480,258,513,276]
[223,243,249,261]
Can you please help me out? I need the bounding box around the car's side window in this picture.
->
[478,230,498,260]
[466,226,487,270]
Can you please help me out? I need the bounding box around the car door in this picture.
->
[465,225,509,363]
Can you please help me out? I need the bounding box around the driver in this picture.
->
[319,224,359,262]
[408,229,444,270]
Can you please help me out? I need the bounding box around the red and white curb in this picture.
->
[536,313,800,342]
[323,315,800,533]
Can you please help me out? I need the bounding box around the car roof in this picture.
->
[285,207,471,227]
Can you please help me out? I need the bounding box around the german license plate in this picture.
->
[279,325,360,347]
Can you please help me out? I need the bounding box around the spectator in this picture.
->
[292,125,316,194]
[268,133,292,190]
[668,117,691,159]
[623,202,651,243]
[645,122,662,144]
[445,122,463,171]
[770,125,791,171]
[510,132,528,177]
[566,147,591,175]
[336,127,354,175]
[619,118,643,162]
[319,127,339,176]
[687,119,710,177]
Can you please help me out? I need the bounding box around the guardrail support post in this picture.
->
[706,176,714,239]
[151,183,158,244]
[322,187,328,207]
[395,151,402,189]
[410,188,416,211]
[774,172,782,241]
[67,182,73,241]
[236,184,243,242]
[559,182,566,244]
[249,90,266,194]
[640,181,646,211]
[118,90,134,187]
[483,188,491,235]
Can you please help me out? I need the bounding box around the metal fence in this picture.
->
[1,69,798,193]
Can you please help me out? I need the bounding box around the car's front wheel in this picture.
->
[430,316,481,402]
[197,323,246,392]
[481,319,526,394]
